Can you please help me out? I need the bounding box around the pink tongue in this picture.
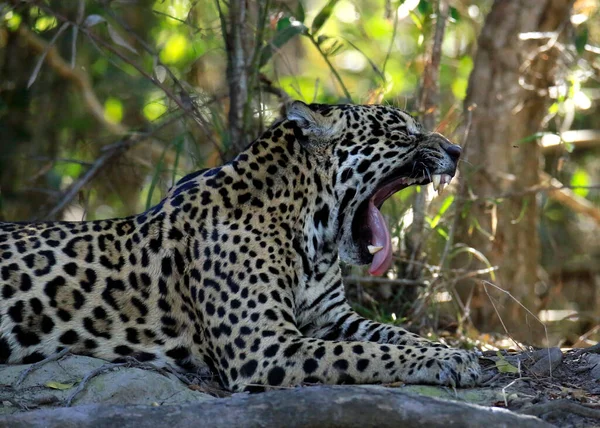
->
[366,200,393,276]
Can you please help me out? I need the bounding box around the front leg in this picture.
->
[298,279,435,347]
[218,322,481,392]
[309,303,433,346]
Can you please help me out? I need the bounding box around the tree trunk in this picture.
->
[455,0,574,342]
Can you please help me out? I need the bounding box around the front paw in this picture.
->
[407,349,482,387]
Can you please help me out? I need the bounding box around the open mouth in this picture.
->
[351,170,453,276]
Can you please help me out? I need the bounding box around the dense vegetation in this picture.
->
[1,0,599,348]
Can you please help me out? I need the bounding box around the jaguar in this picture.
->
[0,101,481,392]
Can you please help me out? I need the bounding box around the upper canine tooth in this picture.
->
[368,245,384,254]
[432,174,441,191]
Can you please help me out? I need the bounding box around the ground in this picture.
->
[0,345,598,426]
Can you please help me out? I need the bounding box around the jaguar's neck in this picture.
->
[224,124,340,264]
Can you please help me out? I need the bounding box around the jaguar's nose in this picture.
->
[444,144,462,159]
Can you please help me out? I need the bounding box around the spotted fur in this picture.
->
[0,102,481,391]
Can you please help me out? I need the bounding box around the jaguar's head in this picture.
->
[285,101,461,276]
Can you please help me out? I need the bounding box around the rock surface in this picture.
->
[0,355,214,414]
[0,384,551,428]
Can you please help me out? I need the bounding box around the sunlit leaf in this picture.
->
[104,97,123,124]
[143,100,168,122]
[160,33,189,64]
[451,78,468,100]
[430,195,454,228]
[4,11,22,31]
[571,168,590,198]
[311,0,339,35]
[34,16,57,32]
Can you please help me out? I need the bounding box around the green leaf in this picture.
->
[575,27,588,55]
[145,144,169,210]
[495,352,519,374]
[571,168,590,198]
[449,6,460,21]
[295,1,306,23]
[45,381,76,390]
[430,195,454,229]
[513,132,545,145]
[311,0,339,35]
[277,16,291,31]
[259,21,307,68]
[417,0,432,16]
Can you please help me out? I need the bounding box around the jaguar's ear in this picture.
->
[285,101,339,142]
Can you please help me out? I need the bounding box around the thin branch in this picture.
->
[42,113,184,220]
[16,24,126,135]
[66,363,127,406]
[308,36,353,101]
[456,171,600,225]
[24,1,220,149]
[343,276,424,287]
[14,348,70,388]
[243,0,270,139]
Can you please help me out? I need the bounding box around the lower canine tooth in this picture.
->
[368,245,384,254]
[438,182,447,194]
[432,174,441,191]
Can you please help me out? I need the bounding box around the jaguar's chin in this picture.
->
[348,170,454,276]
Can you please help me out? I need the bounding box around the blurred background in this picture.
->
[1,0,599,350]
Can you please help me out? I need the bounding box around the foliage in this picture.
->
[0,0,599,344]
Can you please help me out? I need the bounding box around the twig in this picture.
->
[43,113,183,220]
[343,276,424,287]
[66,362,127,407]
[382,2,400,76]
[24,1,220,150]
[574,342,600,357]
[14,348,70,388]
[501,377,530,407]
[480,280,552,375]
[455,172,600,225]
[16,24,126,135]
[242,0,270,143]
[307,36,353,101]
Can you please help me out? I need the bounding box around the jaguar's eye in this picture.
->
[406,125,420,137]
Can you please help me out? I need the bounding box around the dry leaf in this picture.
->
[495,352,519,374]
[107,24,138,54]
[45,381,76,390]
